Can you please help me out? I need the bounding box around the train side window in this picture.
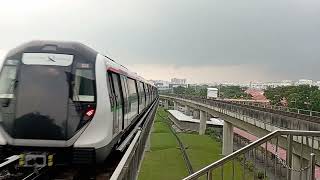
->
[138,81,145,112]
[120,75,129,129]
[152,87,154,98]
[144,83,148,105]
[127,78,139,121]
[140,82,146,106]
[142,83,147,105]
[148,85,151,102]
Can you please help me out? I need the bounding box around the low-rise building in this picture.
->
[171,78,187,85]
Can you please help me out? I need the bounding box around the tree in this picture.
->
[173,86,186,95]
[310,91,320,111]
[173,85,249,99]
[219,86,248,99]
[264,85,320,111]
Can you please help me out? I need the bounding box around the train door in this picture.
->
[111,73,124,132]
[107,73,117,135]
[107,72,124,135]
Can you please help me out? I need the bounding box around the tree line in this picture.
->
[167,84,320,112]
[172,85,250,99]
[264,85,320,111]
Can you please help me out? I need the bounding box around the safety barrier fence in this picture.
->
[183,130,319,180]
[110,99,158,180]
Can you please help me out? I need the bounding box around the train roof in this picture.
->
[6,40,98,61]
[5,40,155,87]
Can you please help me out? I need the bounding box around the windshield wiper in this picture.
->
[48,57,56,62]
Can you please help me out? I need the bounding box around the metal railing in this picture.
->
[110,99,158,180]
[228,99,320,118]
[183,130,319,180]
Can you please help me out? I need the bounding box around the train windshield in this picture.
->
[14,65,71,139]
[0,53,96,140]
[0,60,19,99]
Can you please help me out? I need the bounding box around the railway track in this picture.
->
[157,112,194,175]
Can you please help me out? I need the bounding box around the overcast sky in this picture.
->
[1,0,320,83]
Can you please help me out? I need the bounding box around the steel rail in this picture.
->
[157,113,194,174]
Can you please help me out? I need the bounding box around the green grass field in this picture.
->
[179,133,253,180]
[138,108,254,180]
[138,109,188,180]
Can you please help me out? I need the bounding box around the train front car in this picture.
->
[0,41,99,166]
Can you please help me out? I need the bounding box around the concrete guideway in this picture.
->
[160,94,320,180]
[167,107,320,179]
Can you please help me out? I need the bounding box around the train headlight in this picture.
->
[83,107,95,121]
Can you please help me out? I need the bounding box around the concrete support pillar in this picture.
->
[199,110,207,135]
[222,121,234,155]
[189,108,194,116]
[193,110,200,119]
[185,106,190,116]
[164,100,169,109]
[173,101,177,110]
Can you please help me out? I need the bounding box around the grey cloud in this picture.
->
[0,0,320,81]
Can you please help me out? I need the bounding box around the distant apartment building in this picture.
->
[295,79,313,86]
[171,78,186,85]
[169,84,188,88]
[250,80,293,90]
[151,80,171,90]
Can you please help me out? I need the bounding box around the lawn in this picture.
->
[138,108,188,180]
[139,108,254,180]
[179,133,254,180]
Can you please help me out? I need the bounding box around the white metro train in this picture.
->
[0,41,157,166]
